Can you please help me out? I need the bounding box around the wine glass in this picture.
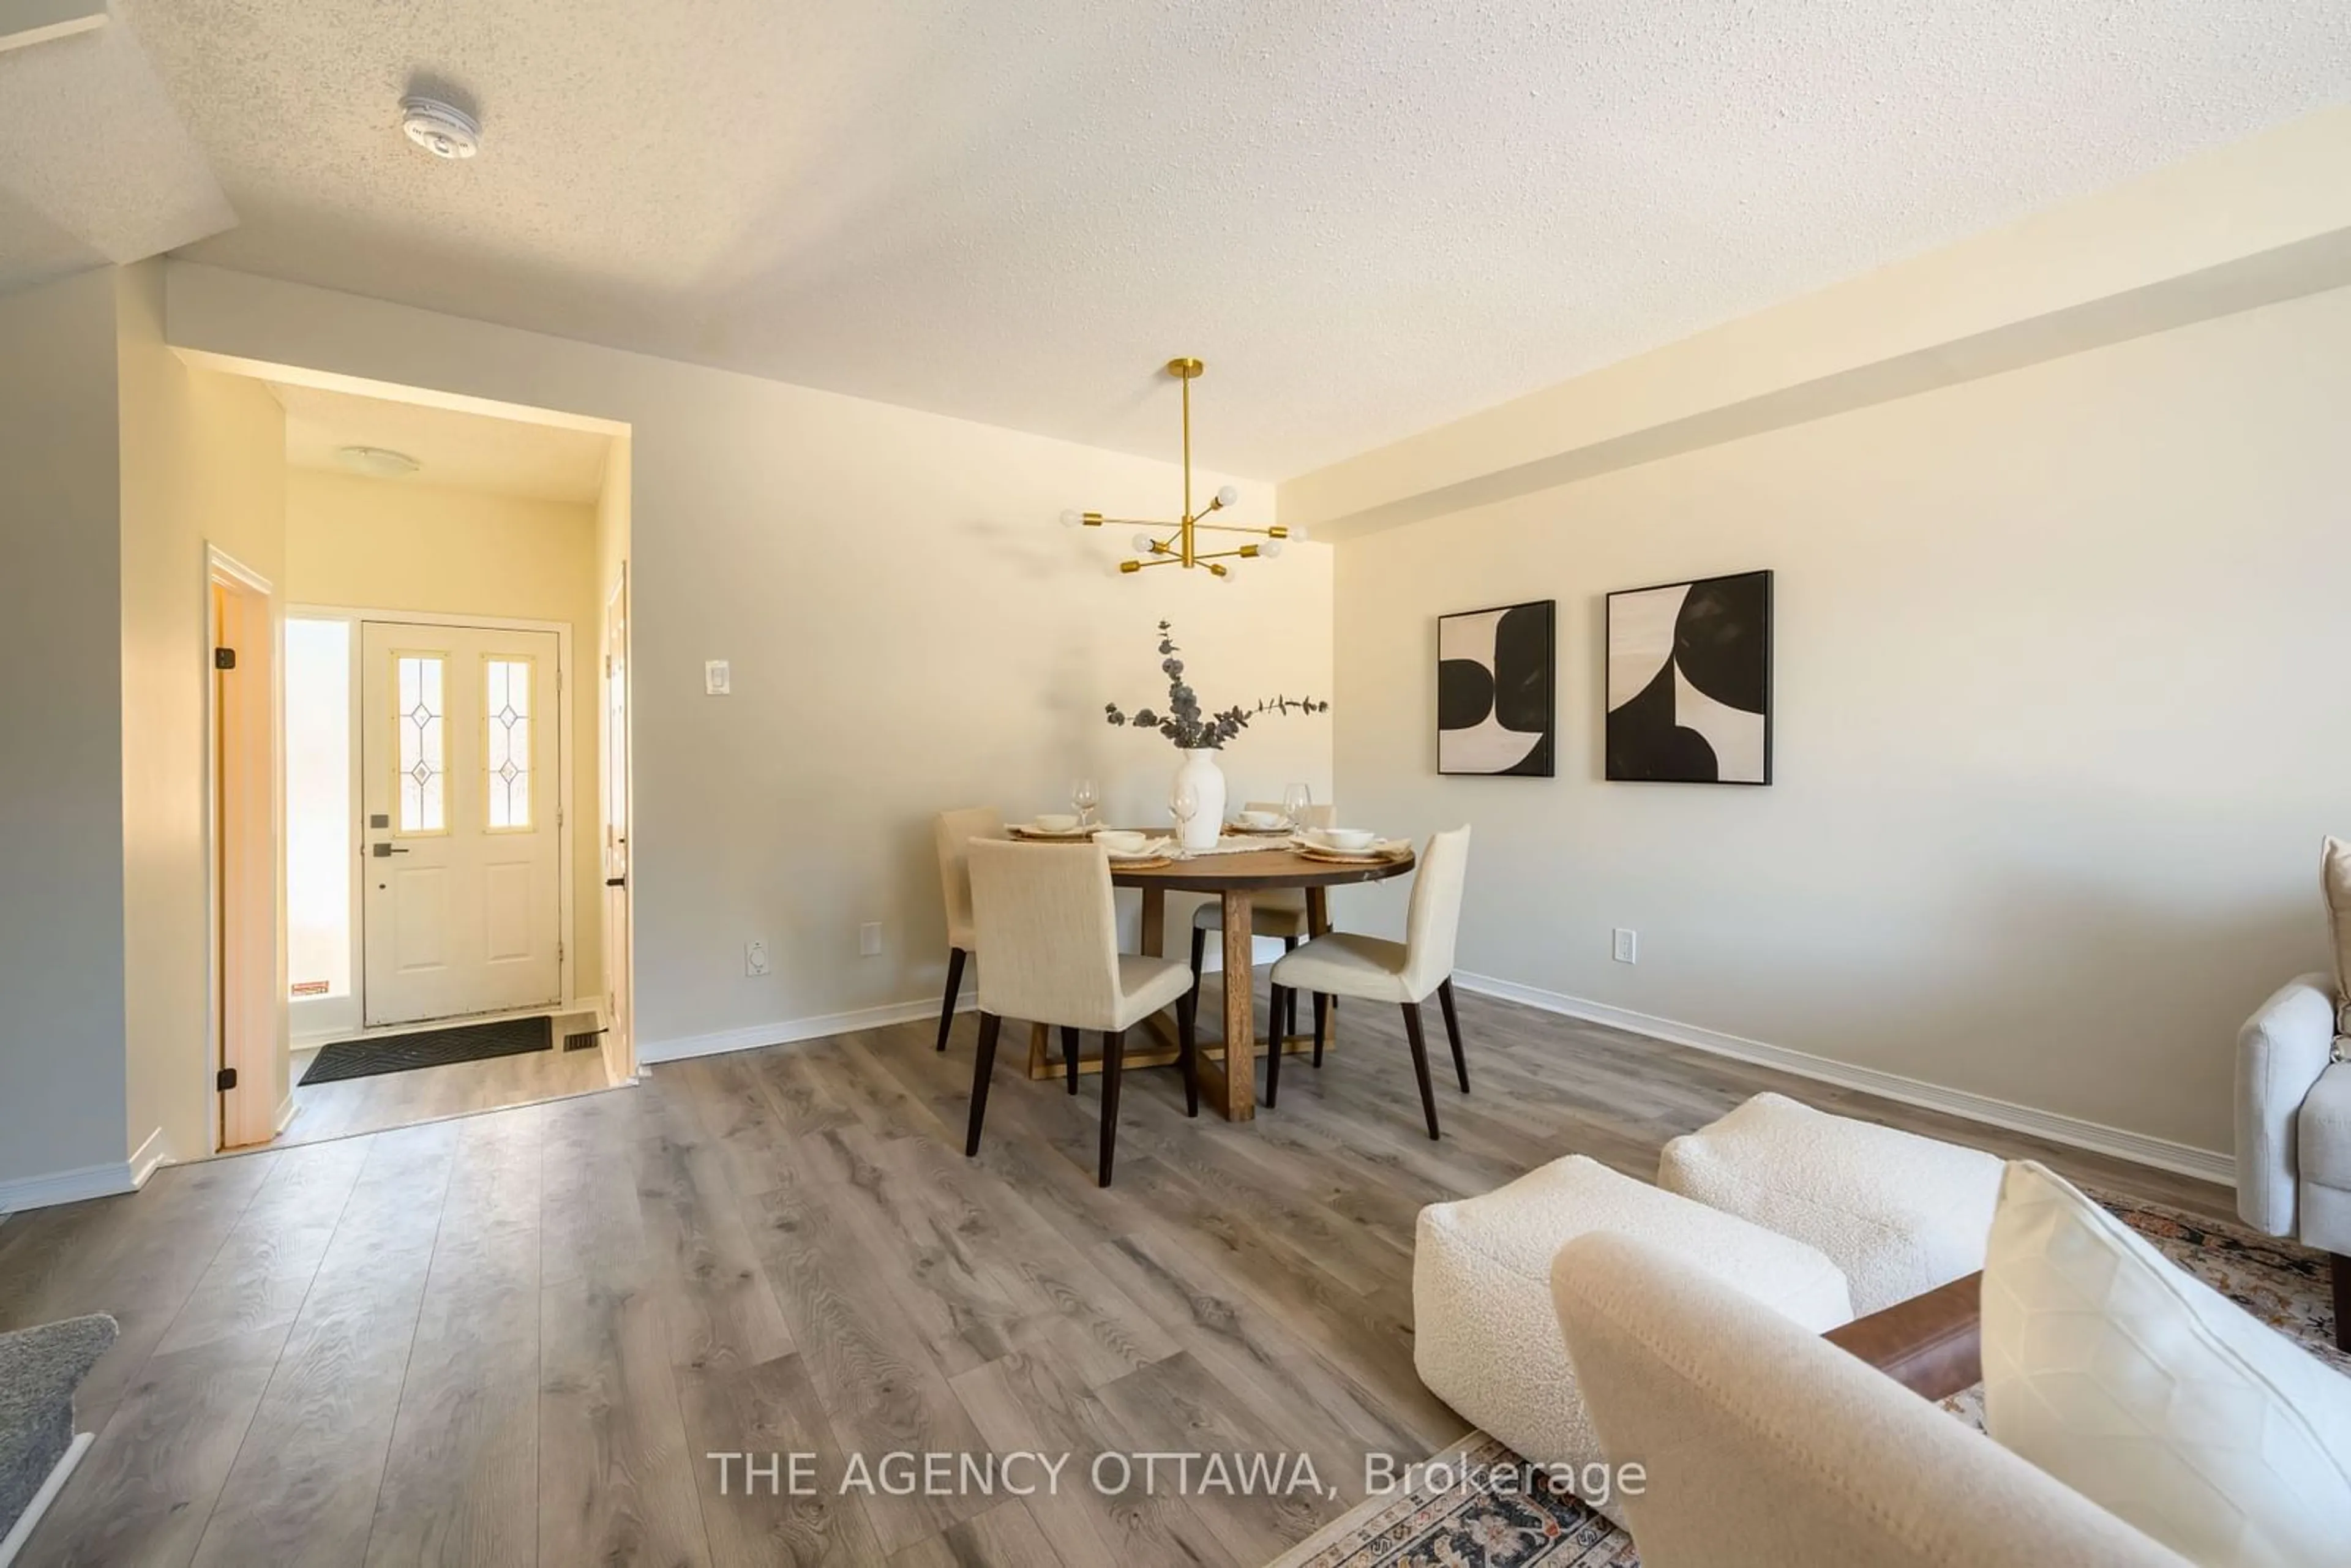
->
[1281,782,1311,828]
[1169,779,1199,845]
[1071,777,1099,828]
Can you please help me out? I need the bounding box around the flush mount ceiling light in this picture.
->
[399,96,480,159]
[337,445,421,478]
[1061,358,1303,577]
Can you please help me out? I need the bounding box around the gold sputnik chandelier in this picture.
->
[1061,358,1307,577]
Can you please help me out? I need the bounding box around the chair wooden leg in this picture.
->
[1177,990,1199,1117]
[935,948,967,1051]
[2333,1254,2350,1354]
[1265,986,1286,1108]
[1061,1026,1081,1095]
[1401,1002,1440,1141]
[965,1011,1000,1156]
[1438,977,1469,1093]
[1311,992,1328,1066]
[1098,1028,1125,1187]
[1282,937,1299,1040]
[1190,925,1207,997]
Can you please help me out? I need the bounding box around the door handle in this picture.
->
[604,876,626,888]
[371,842,411,857]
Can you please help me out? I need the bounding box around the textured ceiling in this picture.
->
[273,380,610,504]
[0,7,231,293]
[100,2,2351,476]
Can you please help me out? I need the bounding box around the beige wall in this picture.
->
[116,260,290,1164]
[170,262,1335,1056]
[285,467,606,1005]
[0,268,130,1188]
[1332,283,2351,1160]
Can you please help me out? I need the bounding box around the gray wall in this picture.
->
[0,268,129,1185]
[1332,283,2351,1160]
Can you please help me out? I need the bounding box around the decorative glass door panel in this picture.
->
[360,622,562,1026]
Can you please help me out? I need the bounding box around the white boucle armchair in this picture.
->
[2234,972,2351,1350]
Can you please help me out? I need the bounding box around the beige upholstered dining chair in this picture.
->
[1267,825,1472,1137]
[931,806,1005,1052]
[963,839,1198,1185]
[1190,801,1336,1041]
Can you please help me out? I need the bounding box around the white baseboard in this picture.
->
[0,1431,92,1568]
[637,995,966,1066]
[0,1163,126,1215]
[0,1127,170,1217]
[127,1126,169,1187]
[1452,970,2235,1187]
[273,1095,297,1134]
[637,949,1280,1069]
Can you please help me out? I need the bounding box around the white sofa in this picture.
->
[1550,1232,2192,1567]
[1413,1094,2020,1501]
[1659,1090,2004,1315]
[1411,1153,1851,1509]
[2235,972,2351,1350]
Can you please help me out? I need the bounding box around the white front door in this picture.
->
[361,621,563,1026]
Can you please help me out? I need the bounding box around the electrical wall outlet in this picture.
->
[1611,928,1637,964]
[705,659,731,696]
[858,921,883,958]
[744,939,770,977]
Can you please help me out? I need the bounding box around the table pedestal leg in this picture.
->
[1139,886,1165,958]
[1188,890,1256,1121]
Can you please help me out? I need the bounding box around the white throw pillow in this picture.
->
[1982,1161,2351,1567]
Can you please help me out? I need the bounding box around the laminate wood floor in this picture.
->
[0,977,2234,1567]
[277,1024,612,1149]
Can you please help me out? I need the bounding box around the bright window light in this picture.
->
[285,618,351,1000]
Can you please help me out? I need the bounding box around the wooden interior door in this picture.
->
[211,580,231,1138]
[361,621,563,1025]
[599,567,633,1079]
[211,562,281,1149]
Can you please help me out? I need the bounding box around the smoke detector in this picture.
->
[337,446,421,478]
[400,96,480,159]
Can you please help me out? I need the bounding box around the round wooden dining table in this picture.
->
[1019,839,1417,1122]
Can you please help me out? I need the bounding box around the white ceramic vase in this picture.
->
[1172,748,1227,851]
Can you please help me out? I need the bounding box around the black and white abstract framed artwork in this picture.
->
[1605,570,1772,784]
[1437,600,1555,777]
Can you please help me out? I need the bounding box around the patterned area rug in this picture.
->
[1268,1195,2343,1568]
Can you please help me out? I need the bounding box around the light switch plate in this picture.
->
[705,659,731,696]
[858,922,883,958]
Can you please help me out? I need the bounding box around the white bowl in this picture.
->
[1032,813,1080,832]
[1308,827,1377,853]
[1093,830,1149,855]
[1235,809,1285,830]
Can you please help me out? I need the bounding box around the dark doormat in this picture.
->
[299,1015,554,1086]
